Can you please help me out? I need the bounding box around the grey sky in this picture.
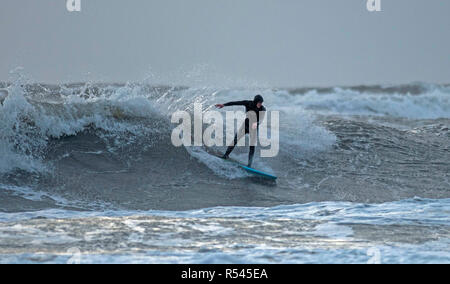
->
[0,0,449,87]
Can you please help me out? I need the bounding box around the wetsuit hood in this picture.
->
[253,95,264,104]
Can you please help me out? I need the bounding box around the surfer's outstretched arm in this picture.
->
[215,101,250,109]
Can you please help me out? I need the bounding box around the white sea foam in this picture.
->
[0,198,448,264]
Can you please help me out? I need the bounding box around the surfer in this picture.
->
[215,95,265,167]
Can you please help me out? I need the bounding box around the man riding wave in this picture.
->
[215,95,265,167]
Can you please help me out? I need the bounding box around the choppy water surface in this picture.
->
[0,81,449,263]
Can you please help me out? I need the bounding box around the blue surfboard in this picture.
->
[205,148,277,180]
[237,164,278,180]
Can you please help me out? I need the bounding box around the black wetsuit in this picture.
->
[223,100,266,167]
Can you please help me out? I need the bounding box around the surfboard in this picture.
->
[237,163,278,180]
[205,148,277,180]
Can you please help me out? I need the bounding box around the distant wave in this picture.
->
[285,83,450,119]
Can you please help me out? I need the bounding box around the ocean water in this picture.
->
[0,80,449,263]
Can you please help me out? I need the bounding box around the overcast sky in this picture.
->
[0,0,449,87]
